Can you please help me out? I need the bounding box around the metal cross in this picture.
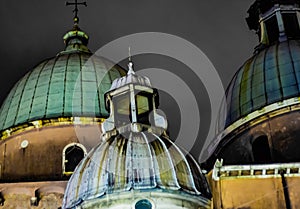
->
[66,0,87,20]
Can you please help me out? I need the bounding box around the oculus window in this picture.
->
[135,199,152,209]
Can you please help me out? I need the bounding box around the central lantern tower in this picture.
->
[62,59,212,209]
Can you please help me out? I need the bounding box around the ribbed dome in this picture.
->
[63,132,211,208]
[223,40,300,128]
[0,26,126,132]
[109,61,152,91]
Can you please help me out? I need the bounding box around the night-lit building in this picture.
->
[1,0,300,208]
[62,60,211,209]
[0,10,125,208]
[205,0,300,208]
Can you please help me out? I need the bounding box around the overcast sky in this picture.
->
[0,0,257,160]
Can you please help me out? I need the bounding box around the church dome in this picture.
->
[62,60,211,209]
[205,1,300,167]
[63,132,211,208]
[0,24,126,134]
[0,18,127,182]
[224,39,300,128]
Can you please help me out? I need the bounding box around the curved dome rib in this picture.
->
[0,20,127,135]
[0,53,126,132]
[63,133,210,208]
[224,40,300,128]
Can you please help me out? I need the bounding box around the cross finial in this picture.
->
[66,0,87,24]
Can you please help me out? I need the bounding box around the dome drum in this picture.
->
[207,106,300,167]
[0,124,104,182]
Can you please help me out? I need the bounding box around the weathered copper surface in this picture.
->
[222,40,300,129]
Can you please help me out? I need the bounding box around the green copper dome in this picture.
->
[204,1,300,167]
[224,39,300,128]
[0,25,126,132]
[218,1,300,128]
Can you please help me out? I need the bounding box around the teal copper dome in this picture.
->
[0,23,126,133]
[221,0,300,128]
[205,1,300,167]
[224,39,300,127]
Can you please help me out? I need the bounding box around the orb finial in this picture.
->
[66,0,87,25]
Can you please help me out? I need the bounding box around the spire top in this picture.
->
[66,0,87,24]
[128,47,132,62]
[127,47,135,75]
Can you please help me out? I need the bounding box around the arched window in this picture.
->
[135,199,152,209]
[135,93,152,125]
[252,136,272,163]
[282,13,300,39]
[113,93,131,126]
[62,143,87,175]
[265,16,279,44]
[112,91,153,126]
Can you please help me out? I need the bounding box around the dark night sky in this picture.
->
[0,0,258,161]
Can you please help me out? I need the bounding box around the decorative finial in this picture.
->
[128,47,132,62]
[66,0,87,24]
[128,47,135,75]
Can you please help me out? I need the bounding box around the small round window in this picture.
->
[135,199,152,209]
